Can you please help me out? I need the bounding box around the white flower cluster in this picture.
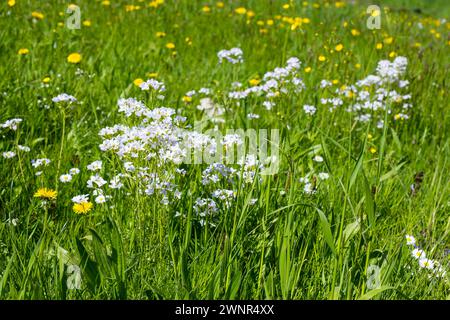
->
[373,56,408,85]
[194,198,218,226]
[77,159,126,204]
[59,168,80,183]
[303,104,316,115]
[117,98,149,117]
[0,118,32,161]
[217,47,244,64]
[18,145,30,152]
[2,151,16,159]
[72,194,89,204]
[196,98,225,123]
[201,163,237,185]
[237,154,264,184]
[228,57,304,109]
[84,77,270,225]
[93,94,219,208]
[185,87,213,98]
[299,155,329,195]
[31,158,51,168]
[405,235,447,278]
[324,57,412,127]
[52,93,77,103]
[1,118,23,131]
[212,189,236,207]
[320,97,343,112]
[87,160,102,171]
[139,78,166,93]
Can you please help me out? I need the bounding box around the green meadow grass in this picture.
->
[0,0,449,299]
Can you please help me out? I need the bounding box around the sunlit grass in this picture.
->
[0,0,449,299]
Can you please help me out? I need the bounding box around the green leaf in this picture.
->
[343,220,361,245]
[358,286,394,300]
[317,208,336,256]
[363,173,376,227]
[76,238,100,293]
[380,162,406,182]
[349,145,365,191]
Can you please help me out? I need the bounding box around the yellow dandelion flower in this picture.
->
[166,42,175,49]
[267,19,274,26]
[332,79,339,85]
[335,1,345,8]
[304,66,311,73]
[73,201,93,214]
[235,7,247,15]
[34,188,57,200]
[351,29,360,36]
[394,114,401,120]
[149,0,164,8]
[18,48,30,55]
[67,53,82,64]
[182,96,192,103]
[369,147,377,154]
[147,72,158,78]
[282,4,290,9]
[202,6,211,13]
[367,133,373,140]
[31,11,44,20]
[83,20,92,27]
[246,10,255,18]
[302,18,310,24]
[389,51,396,58]
[42,77,51,83]
[101,0,110,6]
[291,21,301,30]
[318,55,326,62]
[133,78,144,86]
[376,43,383,50]
[384,37,394,44]
[156,31,166,38]
[355,63,361,69]
[335,44,343,52]
[216,2,224,8]
[249,78,261,86]
[8,0,15,7]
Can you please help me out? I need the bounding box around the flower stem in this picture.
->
[56,109,66,193]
